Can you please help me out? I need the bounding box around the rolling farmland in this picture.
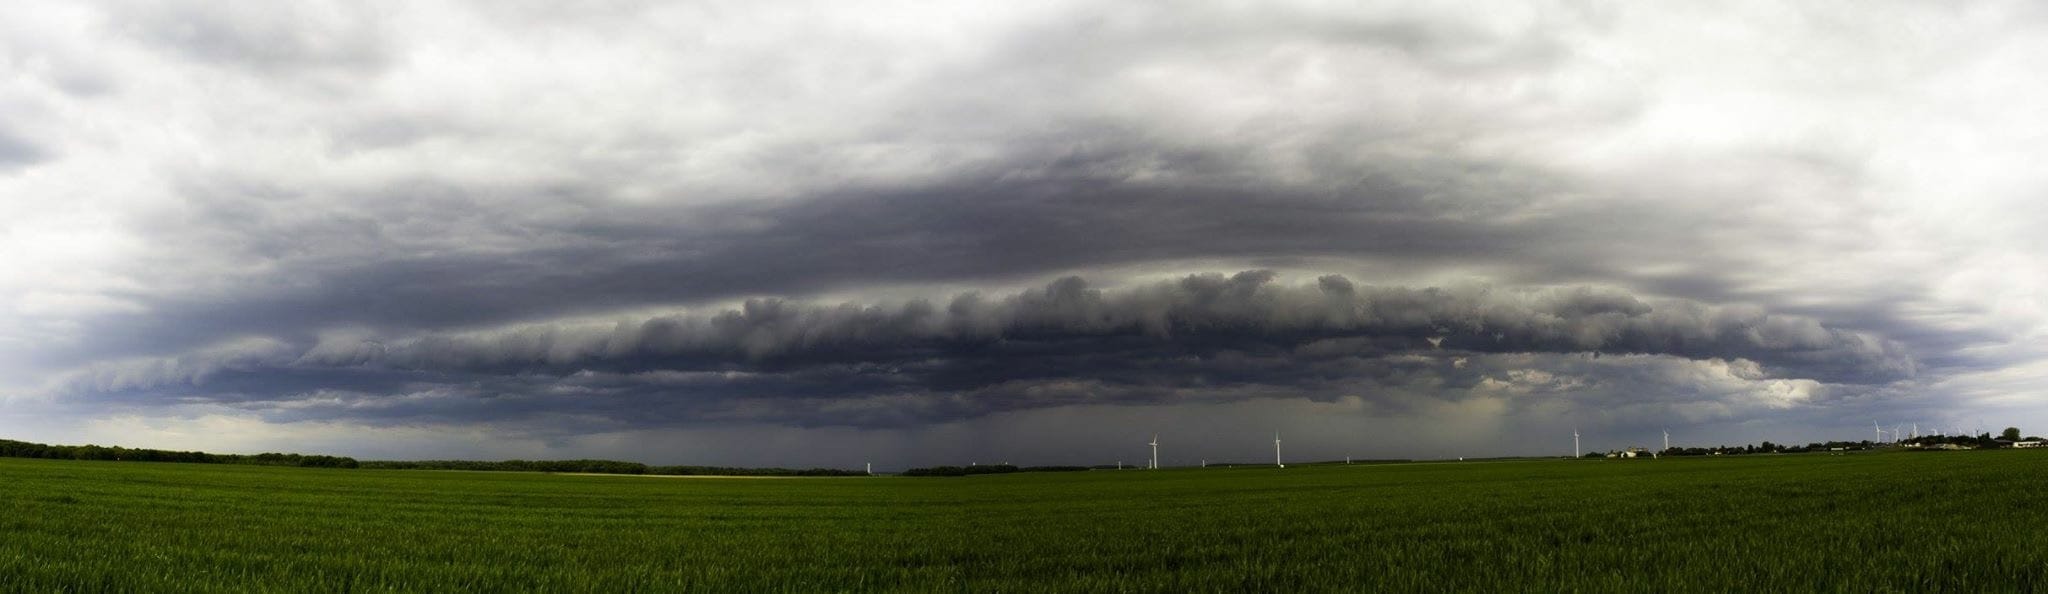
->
[4,451,2044,592]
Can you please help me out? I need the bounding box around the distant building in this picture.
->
[2015,440,2045,449]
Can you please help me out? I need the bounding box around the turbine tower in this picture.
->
[1149,434,1159,470]
[1663,428,1670,452]
[1274,432,1285,468]
[1573,427,1581,459]
[1874,420,1882,443]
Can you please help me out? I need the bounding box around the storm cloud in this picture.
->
[63,272,1909,429]
[3,1,2044,464]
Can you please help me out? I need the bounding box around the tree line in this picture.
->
[0,438,864,475]
[0,439,359,468]
[361,459,866,476]
[1899,427,2039,449]
[1646,441,1881,456]
[1585,426,2041,458]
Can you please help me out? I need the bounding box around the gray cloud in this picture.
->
[60,153,1764,370]
[110,2,392,79]
[6,1,2046,462]
[62,272,1910,430]
[355,271,1909,381]
[29,2,1934,376]
[0,128,47,170]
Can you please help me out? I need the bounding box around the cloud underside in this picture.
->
[68,271,1909,429]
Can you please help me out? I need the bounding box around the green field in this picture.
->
[4,451,2045,592]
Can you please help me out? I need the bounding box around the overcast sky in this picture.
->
[3,1,2045,468]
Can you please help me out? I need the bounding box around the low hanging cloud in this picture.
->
[59,271,1912,428]
[319,271,1911,380]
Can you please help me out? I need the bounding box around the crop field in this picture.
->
[3,451,2045,592]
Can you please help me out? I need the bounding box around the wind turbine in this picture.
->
[1573,427,1581,459]
[1663,428,1670,452]
[1274,432,1285,468]
[1149,434,1159,470]
[1874,420,1883,443]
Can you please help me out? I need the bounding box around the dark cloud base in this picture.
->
[71,271,1912,429]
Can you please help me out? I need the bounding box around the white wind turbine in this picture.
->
[1149,434,1159,470]
[1573,427,1581,459]
[1663,428,1670,452]
[1274,432,1285,468]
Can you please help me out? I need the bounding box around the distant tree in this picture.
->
[2002,427,2022,441]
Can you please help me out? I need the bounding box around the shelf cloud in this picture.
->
[63,272,1912,429]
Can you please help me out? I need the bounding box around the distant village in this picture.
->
[1585,427,2043,459]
